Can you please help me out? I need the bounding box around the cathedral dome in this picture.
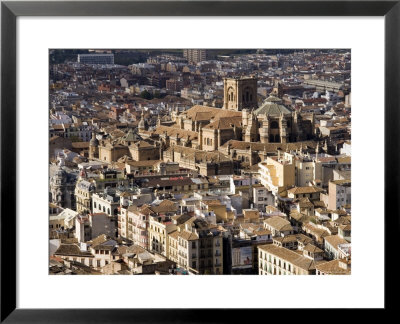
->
[255,96,293,116]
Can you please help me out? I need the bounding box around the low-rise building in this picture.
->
[316,258,351,275]
[258,244,317,275]
[327,179,351,210]
[253,186,275,212]
[263,216,294,237]
[92,189,120,217]
[324,234,349,260]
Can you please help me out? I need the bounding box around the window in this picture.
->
[270,121,279,129]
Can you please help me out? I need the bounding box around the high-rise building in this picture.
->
[183,49,207,64]
[78,54,114,65]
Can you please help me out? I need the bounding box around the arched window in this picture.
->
[103,206,105,212]
[246,92,249,102]
[269,134,274,142]
[270,121,279,129]
[275,134,280,142]
[94,202,97,208]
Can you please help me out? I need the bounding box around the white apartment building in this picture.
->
[258,244,316,275]
[92,192,120,217]
[253,186,275,211]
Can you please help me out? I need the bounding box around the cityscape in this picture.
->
[49,49,351,275]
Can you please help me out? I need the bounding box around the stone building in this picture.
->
[152,80,314,157]
[218,140,317,168]
[254,96,314,144]
[98,142,130,163]
[163,145,234,176]
[88,132,99,160]
[49,159,77,209]
[89,130,160,163]
[223,77,258,111]
[129,141,161,161]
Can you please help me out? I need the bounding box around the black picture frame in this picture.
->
[1,0,397,322]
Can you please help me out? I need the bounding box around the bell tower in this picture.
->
[223,77,258,111]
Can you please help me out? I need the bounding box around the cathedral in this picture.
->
[158,77,314,152]
[86,77,316,174]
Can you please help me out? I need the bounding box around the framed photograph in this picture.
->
[1,0,396,321]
